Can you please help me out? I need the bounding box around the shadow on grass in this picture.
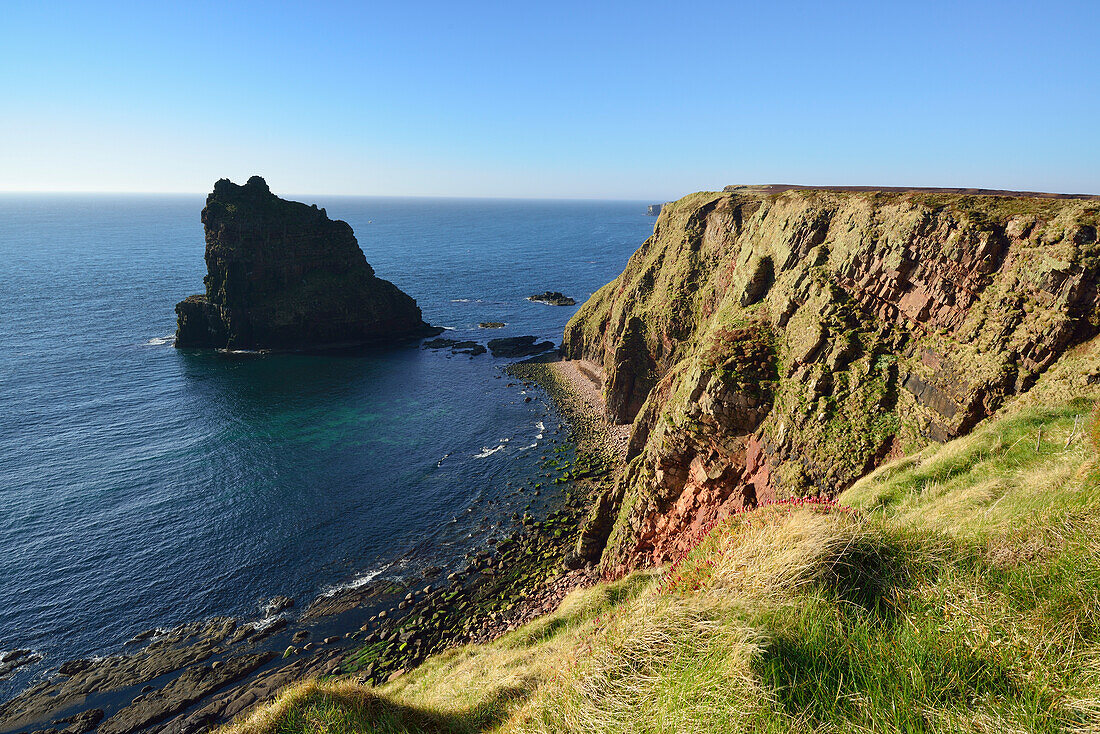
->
[816,533,929,619]
[275,683,532,734]
[755,617,1021,732]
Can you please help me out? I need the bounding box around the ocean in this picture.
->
[0,194,652,701]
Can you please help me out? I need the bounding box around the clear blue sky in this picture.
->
[2,1,1098,199]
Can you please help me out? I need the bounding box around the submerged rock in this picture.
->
[487,336,556,358]
[262,596,294,617]
[0,649,41,680]
[175,176,438,350]
[527,291,576,306]
[422,338,487,356]
[478,322,506,328]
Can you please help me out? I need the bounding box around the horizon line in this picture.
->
[0,189,666,202]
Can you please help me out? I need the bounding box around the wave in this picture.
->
[251,614,288,632]
[535,421,545,439]
[318,564,389,598]
[0,649,44,679]
[145,335,175,346]
[474,438,510,458]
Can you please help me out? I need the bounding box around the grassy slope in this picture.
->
[223,396,1100,733]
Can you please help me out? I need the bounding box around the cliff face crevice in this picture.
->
[175,176,434,350]
[564,188,1100,575]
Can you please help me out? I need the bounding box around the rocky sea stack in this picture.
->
[175,176,436,350]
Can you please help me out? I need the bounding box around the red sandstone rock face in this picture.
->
[565,189,1100,575]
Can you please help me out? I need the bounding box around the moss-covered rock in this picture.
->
[563,187,1100,574]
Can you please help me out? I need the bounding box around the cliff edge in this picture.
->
[563,187,1100,573]
[175,176,435,350]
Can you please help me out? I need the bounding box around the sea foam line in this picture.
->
[474,438,510,459]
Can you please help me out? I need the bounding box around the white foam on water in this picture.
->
[450,299,471,303]
[474,438,510,458]
[145,335,175,346]
[251,614,287,632]
[0,649,44,674]
[318,565,388,598]
[535,421,545,439]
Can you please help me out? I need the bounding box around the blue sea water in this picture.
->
[0,194,652,701]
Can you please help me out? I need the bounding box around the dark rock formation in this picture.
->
[27,708,104,734]
[97,652,274,734]
[0,618,240,731]
[422,338,487,356]
[487,336,556,358]
[527,292,576,306]
[175,176,437,350]
[564,187,1100,574]
[647,204,663,216]
[479,322,506,328]
[0,649,41,681]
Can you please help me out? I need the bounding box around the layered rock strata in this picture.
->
[563,186,1100,574]
[175,176,435,350]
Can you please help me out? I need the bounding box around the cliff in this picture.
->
[563,186,1100,573]
[175,177,434,350]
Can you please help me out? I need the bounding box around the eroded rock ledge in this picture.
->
[175,176,436,350]
[563,187,1100,574]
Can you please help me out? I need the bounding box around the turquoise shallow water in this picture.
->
[0,194,652,700]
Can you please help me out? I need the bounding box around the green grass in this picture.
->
[223,399,1100,734]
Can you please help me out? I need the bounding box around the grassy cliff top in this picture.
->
[724,183,1100,200]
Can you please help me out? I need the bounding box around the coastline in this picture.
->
[507,357,629,466]
[0,357,627,734]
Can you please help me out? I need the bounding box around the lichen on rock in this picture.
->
[563,186,1100,574]
[175,176,436,350]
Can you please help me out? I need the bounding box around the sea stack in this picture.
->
[175,176,436,349]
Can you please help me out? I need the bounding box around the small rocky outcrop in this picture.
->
[479,322,506,328]
[487,336,556,358]
[175,177,437,350]
[528,292,576,306]
[0,649,41,681]
[564,187,1100,575]
[422,338,487,356]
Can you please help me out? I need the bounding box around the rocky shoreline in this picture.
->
[0,359,624,734]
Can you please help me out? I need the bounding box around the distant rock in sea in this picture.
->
[527,291,575,306]
[647,203,663,216]
[175,176,439,350]
[422,337,487,356]
[487,336,556,358]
